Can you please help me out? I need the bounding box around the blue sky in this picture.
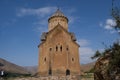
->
[0,0,119,66]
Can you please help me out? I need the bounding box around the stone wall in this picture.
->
[38,25,80,76]
[13,75,81,80]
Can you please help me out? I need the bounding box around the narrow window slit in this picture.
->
[72,58,74,62]
[56,46,58,51]
[60,46,62,51]
[66,47,69,51]
[44,57,46,62]
[49,48,52,51]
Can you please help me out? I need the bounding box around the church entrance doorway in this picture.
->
[49,69,52,75]
[66,69,70,76]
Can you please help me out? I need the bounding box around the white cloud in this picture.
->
[17,7,57,17]
[34,17,48,26]
[100,19,118,34]
[104,19,116,30]
[80,47,94,56]
[16,6,81,36]
[63,8,80,25]
[105,25,113,30]
[17,6,57,33]
[78,39,95,64]
[118,30,120,33]
[80,47,95,64]
[77,39,90,46]
[80,56,95,64]
[16,6,78,29]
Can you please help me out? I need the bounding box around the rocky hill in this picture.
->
[0,58,29,74]
[80,62,95,73]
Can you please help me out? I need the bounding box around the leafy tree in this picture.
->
[108,0,120,74]
[92,0,120,79]
[91,50,101,59]
[108,42,120,73]
[92,42,120,79]
[112,0,120,32]
[0,63,4,66]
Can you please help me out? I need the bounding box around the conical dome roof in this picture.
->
[48,9,68,22]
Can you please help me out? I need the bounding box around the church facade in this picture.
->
[38,9,80,76]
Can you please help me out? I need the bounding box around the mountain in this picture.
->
[24,66,37,75]
[80,62,95,73]
[0,58,29,74]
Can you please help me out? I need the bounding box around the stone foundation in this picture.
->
[13,75,81,80]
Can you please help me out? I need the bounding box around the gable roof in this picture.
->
[38,23,80,47]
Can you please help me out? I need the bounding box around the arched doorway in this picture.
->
[66,69,70,76]
[49,69,52,75]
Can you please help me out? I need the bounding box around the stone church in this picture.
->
[38,9,80,76]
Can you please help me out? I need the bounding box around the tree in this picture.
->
[108,42,120,73]
[92,0,120,80]
[112,0,120,33]
[91,50,101,59]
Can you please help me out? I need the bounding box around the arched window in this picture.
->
[49,69,52,75]
[66,47,69,51]
[72,58,74,62]
[44,57,46,62]
[66,46,69,51]
[49,48,52,51]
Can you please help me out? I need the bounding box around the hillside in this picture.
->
[0,58,29,74]
[24,66,37,75]
[81,62,95,73]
